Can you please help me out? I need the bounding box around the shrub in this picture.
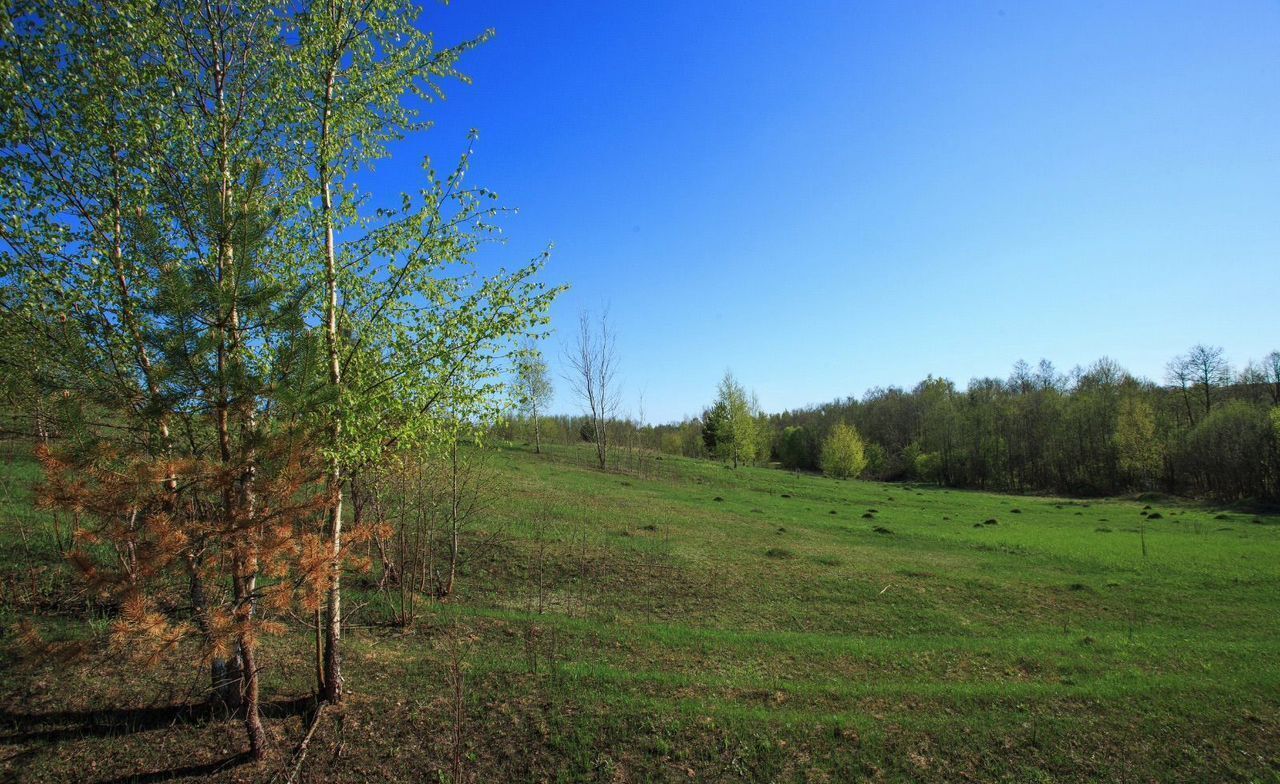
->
[821,422,868,479]
[914,451,943,483]
[777,426,818,471]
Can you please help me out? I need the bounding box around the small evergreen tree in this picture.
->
[702,401,728,456]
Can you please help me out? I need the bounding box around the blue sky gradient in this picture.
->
[374,1,1280,423]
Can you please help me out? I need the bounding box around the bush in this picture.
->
[863,442,888,478]
[1175,401,1276,500]
[777,425,818,470]
[821,422,868,479]
[914,450,943,483]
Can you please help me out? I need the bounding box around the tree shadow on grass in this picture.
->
[0,694,317,782]
[90,750,255,783]
[0,694,315,744]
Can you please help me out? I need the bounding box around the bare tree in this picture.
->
[1238,351,1280,405]
[565,310,621,470]
[1165,355,1197,427]
[435,437,495,599]
[1186,345,1232,418]
[1238,361,1270,405]
[1167,345,1229,426]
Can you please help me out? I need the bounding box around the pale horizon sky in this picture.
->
[366,1,1280,423]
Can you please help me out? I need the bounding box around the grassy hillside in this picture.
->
[2,442,1279,782]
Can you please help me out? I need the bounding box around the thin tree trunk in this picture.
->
[235,376,263,757]
[237,565,267,760]
[212,230,248,708]
[442,442,460,597]
[320,68,345,705]
[314,609,325,694]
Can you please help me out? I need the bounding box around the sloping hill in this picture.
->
[2,443,1279,782]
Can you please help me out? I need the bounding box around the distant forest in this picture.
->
[520,346,1280,503]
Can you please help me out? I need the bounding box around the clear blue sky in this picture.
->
[376,0,1280,423]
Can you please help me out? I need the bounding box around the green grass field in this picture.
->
[2,442,1279,782]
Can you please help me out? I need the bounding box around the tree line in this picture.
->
[759,349,1279,501]
[521,348,1280,502]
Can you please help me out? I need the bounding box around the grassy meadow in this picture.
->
[2,441,1279,782]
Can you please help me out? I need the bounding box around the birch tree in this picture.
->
[515,341,553,453]
[289,0,560,703]
[711,371,761,469]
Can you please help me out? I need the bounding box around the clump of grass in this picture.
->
[1010,508,1022,514]
[861,512,875,519]
[639,524,658,532]
[872,526,893,535]
[1096,527,1112,533]
[983,518,998,526]
[867,509,879,514]
[1214,513,1230,520]
[765,547,793,559]
[829,510,837,515]
[776,526,786,533]
[713,496,724,502]
[1146,512,1163,520]
[780,494,791,499]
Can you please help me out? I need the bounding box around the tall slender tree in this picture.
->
[289,0,559,703]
